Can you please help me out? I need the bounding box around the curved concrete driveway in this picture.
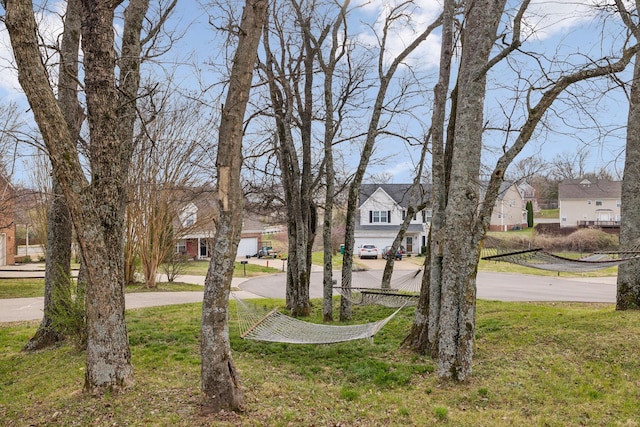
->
[0,269,616,323]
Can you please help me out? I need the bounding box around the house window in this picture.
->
[561,216,567,222]
[617,200,621,207]
[369,210,390,223]
[595,200,603,206]
[176,241,186,254]
[180,203,198,227]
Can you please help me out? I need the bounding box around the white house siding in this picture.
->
[489,184,527,231]
[558,179,621,228]
[560,198,620,227]
[355,186,430,255]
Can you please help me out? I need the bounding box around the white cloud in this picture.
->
[0,27,22,98]
[0,2,66,99]
[521,0,602,40]
[354,0,443,70]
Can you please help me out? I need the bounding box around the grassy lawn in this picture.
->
[0,261,280,299]
[0,279,47,299]
[0,279,205,299]
[1,299,639,426]
[179,260,281,277]
[535,208,559,218]
[311,251,344,270]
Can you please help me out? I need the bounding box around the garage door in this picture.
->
[237,237,258,258]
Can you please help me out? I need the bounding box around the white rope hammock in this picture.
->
[333,269,423,307]
[234,297,406,344]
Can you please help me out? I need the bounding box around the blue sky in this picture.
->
[0,0,634,186]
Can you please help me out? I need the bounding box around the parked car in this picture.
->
[358,244,378,259]
[381,245,405,260]
[257,246,278,259]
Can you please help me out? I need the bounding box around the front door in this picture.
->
[406,236,413,253]
[200,240,209,258]
[596,210,613,222]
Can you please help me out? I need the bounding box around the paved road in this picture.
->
[0,276,256,323]
[0,267,617,323]
[239,270,617,303]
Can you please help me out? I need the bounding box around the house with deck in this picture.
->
[558,178,621,229]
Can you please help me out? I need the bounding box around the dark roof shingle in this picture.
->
[558,179,621,199]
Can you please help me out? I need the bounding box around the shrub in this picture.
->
[487,228,619,254]
[533,228,619,253]
[564,228,619,253]
[161,253,190,282]
[45,273,86,348]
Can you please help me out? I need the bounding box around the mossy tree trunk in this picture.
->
[23,0,80,351]
[5,0,154,393]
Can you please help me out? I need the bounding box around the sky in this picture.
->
[0,0,635,186]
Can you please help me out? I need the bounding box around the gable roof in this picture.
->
[359,183,430,208]
[478,180,520,202]
[558,179,621,199]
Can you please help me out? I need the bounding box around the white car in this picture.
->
[358,244,378,259]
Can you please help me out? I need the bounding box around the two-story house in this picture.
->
[517,181,540,212]
[558,178,621,228]
[175,194,272,259]
[355,184,431,255]
[488,181,529,231]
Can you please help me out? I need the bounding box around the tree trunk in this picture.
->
[402,230,432,352]
[433,0,507,381]
[422,0,457,359]
[617,52,640,310]
[23,180,73,351]
[200,0,267,413]
[23,0,80,351]
[79,0,138,392]
[5,0,137,392]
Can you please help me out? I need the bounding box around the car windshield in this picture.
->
[363,245,376,249]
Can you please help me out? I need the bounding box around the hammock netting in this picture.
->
[332,269,423,307]
[481,236,640,272]
[234,296,405,344]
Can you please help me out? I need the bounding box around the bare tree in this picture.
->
[339,3,441,321]
[258,0,321,317]
[200,0,267,413]
[255,0,361,317]
[127,96,208,288]
[4,0,160,392]
[0,102,24,179]
[404,0,639,381]
[549,151,590,180]
[297,0,352,322]
[616,0,640,310]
